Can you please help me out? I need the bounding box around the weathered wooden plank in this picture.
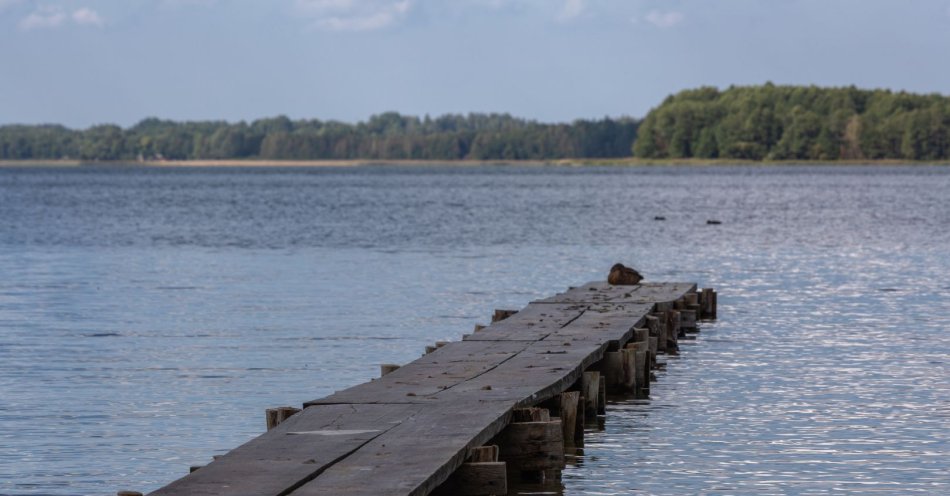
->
[463,303,588,342]
[306,340,531,405]
[532,282,696,305]
[148,280,703,496]
[435,340,605,407]
[543,302,653,347]
[148,404,423,496]
[289,401,514,496]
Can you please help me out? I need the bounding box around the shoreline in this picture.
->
[1,158,948,168]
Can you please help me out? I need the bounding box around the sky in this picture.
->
[2,0,950,128]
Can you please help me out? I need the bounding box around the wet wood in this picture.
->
[493,421,564,472]
[432,462,507,496]
[492,309,519,322]
[146,281,702,496]
[557,392,579,447]
[581,371,599,418]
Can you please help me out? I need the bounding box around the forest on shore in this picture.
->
[0,113,636,161]
[634,84,950,161]
[3,84,950,162]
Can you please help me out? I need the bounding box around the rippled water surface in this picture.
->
[1,164,948,495]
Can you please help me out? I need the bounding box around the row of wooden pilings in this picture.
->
[131,287,716,496]
[419,288,717,495]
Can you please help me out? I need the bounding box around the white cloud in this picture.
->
[556,0,584,22]
[18,5,106,31]
[72,7,104,27]
[295,0,412,31]
[19,6,67,30]
[644,9,683,28]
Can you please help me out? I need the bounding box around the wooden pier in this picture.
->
[140,281,716,496]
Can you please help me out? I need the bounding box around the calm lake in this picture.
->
[1,164,948,495]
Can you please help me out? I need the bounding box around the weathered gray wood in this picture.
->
[532,282,697,305]
[306,340,531,405]
[118,492,143,496]
[149,404,424,496]
[680,308,697,331]
[492,309,519,322]
[602,351,623,392]
[468,445,499,463]
[432,462,507,496]
[597,379,606,415]
[620,349,637,393]
[582,371,599,418]
[557,392,579,447]
[464,303,588,342]
[493,421,564,472]
[148,281,701,496]
[291,400,513,496]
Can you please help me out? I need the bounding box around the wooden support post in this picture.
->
[642,348,652,396]
[380,364,400,377]
[425,345,437,354]
[597,379,606,415]
[680,309,697,332]
[582,371,600,418]
[602,351,624,392]
[634,327,649,345]
[574,396,585,446]
[685,292,699,306]
[669,310,682,346]
[710,290,718,319]
[436,462,507,496]
[558,392,579,447]
[648,337,658,367]
[512,407,550,422]
[469,445,500,462]
[494,420,564,473]
[492,309,518,322]
[117,492,143,496]
[620,349,637,393]
[657,311,669,352]
[265,408,279,431]
[266,406,301,430]
[473,324,486,333]
[646,314,665,353]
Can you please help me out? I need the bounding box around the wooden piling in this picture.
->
[380,364,400,376]
[557,392,580,447]
[581,371,600,418]
[492,309,518,322]
[145,281,709,496]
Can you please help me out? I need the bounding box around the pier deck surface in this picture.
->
[148,282,696,496]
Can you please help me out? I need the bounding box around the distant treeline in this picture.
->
[634,84,950,160]
[0,113,638,161]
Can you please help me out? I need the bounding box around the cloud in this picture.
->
[18,5,105,30]
[556,0,584,22]
[295,0,412,31]
[18,6,67,30]
[72,7,104,27]
[644,9,683,28]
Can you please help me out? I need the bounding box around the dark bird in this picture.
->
[607,263,643,285]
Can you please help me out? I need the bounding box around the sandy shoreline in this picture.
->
[1,158,948,167]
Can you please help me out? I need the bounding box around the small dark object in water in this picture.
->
[608,263,643,285]
[654,216,666,221]
[706,219,722,225]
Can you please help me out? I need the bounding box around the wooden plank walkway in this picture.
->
[144,281,711,496]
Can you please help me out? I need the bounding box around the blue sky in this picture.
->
[2,0,949,128]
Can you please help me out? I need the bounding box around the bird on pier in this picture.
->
[608,263,643,285]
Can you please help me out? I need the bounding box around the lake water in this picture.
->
[1,164,948,495]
